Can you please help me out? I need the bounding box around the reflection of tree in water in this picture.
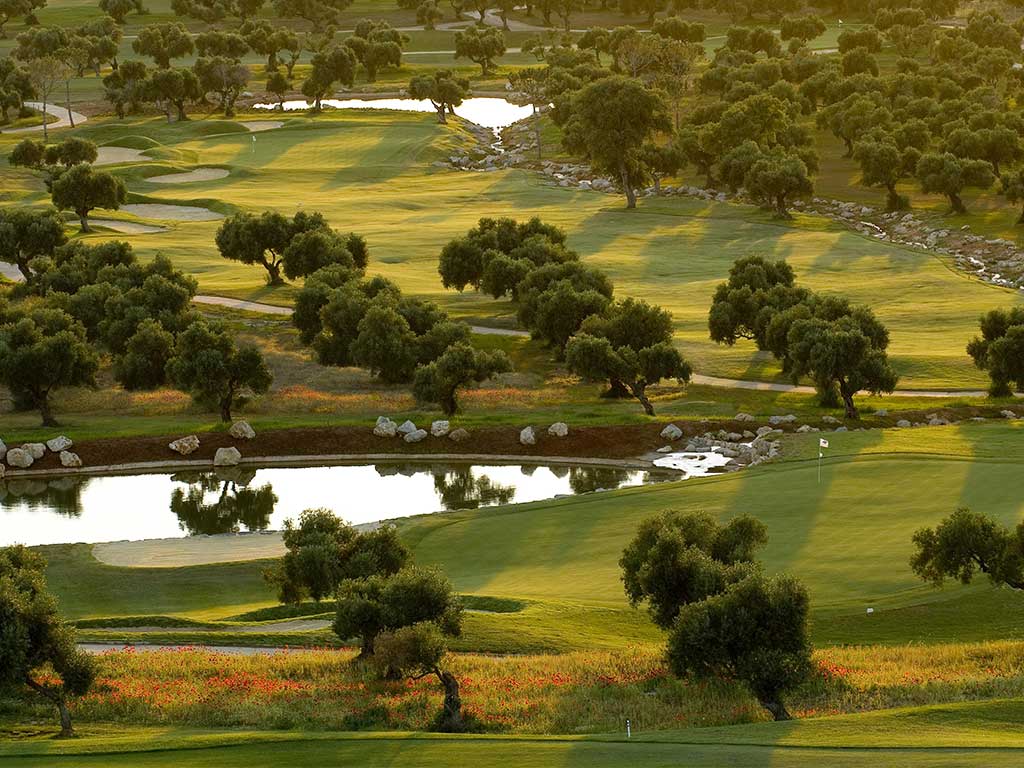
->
[431,467,515,511]
[0,477,87,517]
[567,467,633,495]
[169,471,277,535]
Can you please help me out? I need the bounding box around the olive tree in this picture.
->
[413,342,511,415]
[165,320,273,421]
[132,22,194,68]
[915,152,994,214]
[0,546,95,737]
[558,76,671,208]
[408,69,468,124]
[0,308,99,426]
[265,508,410,605]
[912,507,1024,592]
[50,162,127,232]
[454,25,505,76]
[0,207,66,283]
[333,565,463,659]
[967,307,1024,396]
[215,209,331,285]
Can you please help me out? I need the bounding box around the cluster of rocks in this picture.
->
[0,435,81,476]
[167,421,256,468]
[658,422,780,468]
[374,417,470,444]
[519,422,569,445]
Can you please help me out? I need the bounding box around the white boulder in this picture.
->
[1001,410,1018,419]
[822,415,840,425]
[397,420,418,435]
[430,420,450,437]
[769,414,797,425]
[22,443,46,460]
[896,419,911,428]
[46,436,73,452]
[169,435,201,455]
[449,428,470,443]
[6,448,33,468]
[734,413,754,422]
[213,446,242,466]
[229,421,256,440]
[404,429,428,443]
[520,426,536,446]
[373,418,397,437]
[660,423,683,441]
[548,422,569,437]
[59,451,82,468]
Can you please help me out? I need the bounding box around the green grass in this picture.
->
[4,110,1022,391]
[3,699,1024,766]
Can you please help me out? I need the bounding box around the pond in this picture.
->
[253,97,533,130]
[1,462,681,547]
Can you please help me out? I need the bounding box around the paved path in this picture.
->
[85,619,331,634]
[3,102,88,133]
[80,643,319,655]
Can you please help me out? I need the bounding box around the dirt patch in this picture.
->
[148,168,230,184]
[17,424,683,475]
[121,203,225,222]
[95,147,147,165]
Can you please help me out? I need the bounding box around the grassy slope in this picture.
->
[3,699,1024,766]
[3,111,1022,390]
[45,423,1024,649]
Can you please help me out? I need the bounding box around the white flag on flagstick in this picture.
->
[819,438,829,448]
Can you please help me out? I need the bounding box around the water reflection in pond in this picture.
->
[0,463,672,547]
[253,97,533,130]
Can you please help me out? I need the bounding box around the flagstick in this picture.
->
[818,449,822,484]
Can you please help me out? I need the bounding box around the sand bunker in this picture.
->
[91,219,167,234]
[0,263,24,282]
[95,147,147,165]
[239,120,283,132]
[121,203,224,222]
[93,533,285,567]
[148,168,230,184]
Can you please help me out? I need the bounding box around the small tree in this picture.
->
[194,55,249,117]
[281,228,365,281]
[915,152,994,214]
[302,43,355,111]
[333,565,463,658]
[668,574,813,721]
[413,342,511,415]
[0,308,99,426]
[165,320,273,421]
[559,76,671,208]
[266,71,290,109]
[50,163,126,233]
[417,0,442,30]
[0,207,66,283]
[745,152,813,219]
[99,0,147,24]
[148,67,201,122]
[373,622,465,731]
[912,507,1024,591]
[454,25,505,76]
[408,69,469,125]
[27,56,63,143]
[967,307,1024,397]
[266,508,410,605]
[999,169,1024,225]
[133,22,194,68]
[854,137,915,211]
[114,318,176,390]
[350,305,418,383]
[785,310,899,418]
[215,210,329,285]
[0,546,96,737]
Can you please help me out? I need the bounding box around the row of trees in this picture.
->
[438,216,691,414]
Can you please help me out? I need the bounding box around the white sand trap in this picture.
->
[148,168,229,184]
[95,147,147,166]
[0,263,25,282]
[121,203,224,222]
[91,219,167,234]
[239,120,283,132]
[93,533,285,567]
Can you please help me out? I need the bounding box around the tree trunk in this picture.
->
[774,195,791,219]
[264,259,284,285]
[25,677,73,737]
[885,184,901,212]
[760,695,791,721]
[839,380,858,419]
[1017,206,1024,225]
[39,395,59,428]
[437,106,447,124]
[435,669,463,730]
[620,162,636,209]
[17,259,32,283]
[78,212,91,233]
[41,97,48,142]
[601,379,631,399]
[630,384,655,416]
[220,395,233,423]
[64,80,73,126]
[949,192,966,215]
[176,102,188,121]
[533,104,542,160]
